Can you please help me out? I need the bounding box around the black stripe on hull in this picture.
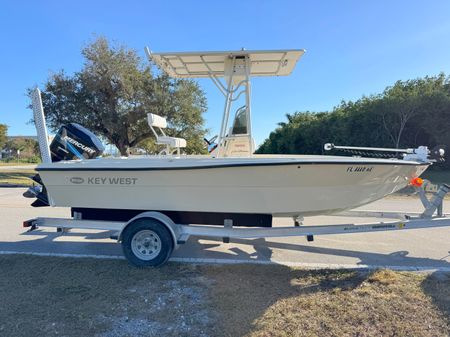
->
[71,208,273,227]
[37,160,429,172]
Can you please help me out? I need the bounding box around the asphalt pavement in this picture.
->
[1,187,449,270]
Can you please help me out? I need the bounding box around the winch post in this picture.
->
[419,184,450,218]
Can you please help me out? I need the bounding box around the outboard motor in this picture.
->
[24,123,104,207]
[27,90,106,206]
[50,123,104,162]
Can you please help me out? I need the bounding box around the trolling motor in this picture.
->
[324,143,445,163]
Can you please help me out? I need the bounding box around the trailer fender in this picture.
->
[118,211,180,248]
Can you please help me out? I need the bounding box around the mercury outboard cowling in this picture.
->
[50,123,104,162]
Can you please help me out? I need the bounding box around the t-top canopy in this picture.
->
[145,47,305,78]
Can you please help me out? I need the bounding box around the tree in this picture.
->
[256,74,450,168]
[0,124,7,150]
[31,37,208,156]
[3,137,38,158]
[380,78,431,148]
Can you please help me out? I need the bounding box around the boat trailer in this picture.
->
[23,182,450,267]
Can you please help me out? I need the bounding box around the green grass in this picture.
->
[0,255,449,337]
[0,169,35,186]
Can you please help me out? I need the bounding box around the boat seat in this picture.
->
[148,113,167,129]
[156,136,186,148]
[147,113,186,155]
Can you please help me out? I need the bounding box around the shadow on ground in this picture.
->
[205,265,450,336]
[1,228,450,271]
[2,254,449,337]
[422,271,450,325]
[183,235,450,269]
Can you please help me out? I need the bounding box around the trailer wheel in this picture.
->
[121,218,174,267]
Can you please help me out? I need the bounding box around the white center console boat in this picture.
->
[23,47,449,267]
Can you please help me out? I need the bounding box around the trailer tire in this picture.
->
[121,218,174,267]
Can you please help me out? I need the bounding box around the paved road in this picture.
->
[1,188,449,270]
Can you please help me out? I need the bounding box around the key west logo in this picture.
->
[70,177,138,185]
[70,177,85,184]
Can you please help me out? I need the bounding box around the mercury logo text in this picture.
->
[63,136,96,155]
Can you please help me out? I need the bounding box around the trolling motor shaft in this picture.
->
[324,143,445,163]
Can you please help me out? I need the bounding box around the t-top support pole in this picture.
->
[215,55,253,157]
[216,57,236,157]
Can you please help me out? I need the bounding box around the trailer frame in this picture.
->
[22,183,450,267]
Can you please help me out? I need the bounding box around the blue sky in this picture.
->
[1,1,450,146]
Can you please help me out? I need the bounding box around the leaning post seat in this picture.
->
[156,136,187,149]
[147,113,186,155]
[147,113,168,129]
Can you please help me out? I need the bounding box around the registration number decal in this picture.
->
[346,166,374,173]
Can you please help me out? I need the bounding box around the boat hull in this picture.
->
[37,157,428,218]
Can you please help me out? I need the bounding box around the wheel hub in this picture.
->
[131,230,162,260]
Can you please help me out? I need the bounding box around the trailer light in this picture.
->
[22,219,36,228]
[410,177,423,187]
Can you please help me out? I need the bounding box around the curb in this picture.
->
[1,250,450,272]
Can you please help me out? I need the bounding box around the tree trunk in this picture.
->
[116,143,130,157]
